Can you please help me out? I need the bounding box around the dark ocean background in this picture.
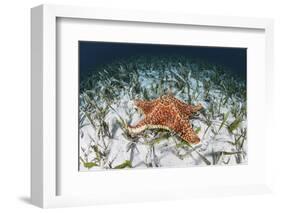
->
[79,41,246,82]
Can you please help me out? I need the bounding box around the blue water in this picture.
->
[79,41,246,82]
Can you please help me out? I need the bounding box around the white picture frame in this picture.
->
[31,4,274,208]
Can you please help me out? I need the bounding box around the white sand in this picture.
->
[79,64,247,171]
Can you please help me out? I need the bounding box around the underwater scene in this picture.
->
[79,42,247,171]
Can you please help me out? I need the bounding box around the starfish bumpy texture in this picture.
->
[127,94,203,144]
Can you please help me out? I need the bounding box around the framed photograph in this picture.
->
[31,4,274,208]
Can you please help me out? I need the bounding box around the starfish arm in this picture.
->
[191,103,203,113]
[169,97,194,118]
[163,110,200,144]
[127,116,168,134]
[177,119,200,144]
[134,99,159,115]
[175,101,203,118]
[127,118,148,134]
[176,103,193,118]
[165,95,203,117]
[128,104,175,132]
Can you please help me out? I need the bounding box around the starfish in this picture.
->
[127,94,203,144]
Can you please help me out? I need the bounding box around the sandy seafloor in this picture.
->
[79,57,247,171]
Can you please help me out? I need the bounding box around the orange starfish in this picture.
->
[127,94,203,144]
